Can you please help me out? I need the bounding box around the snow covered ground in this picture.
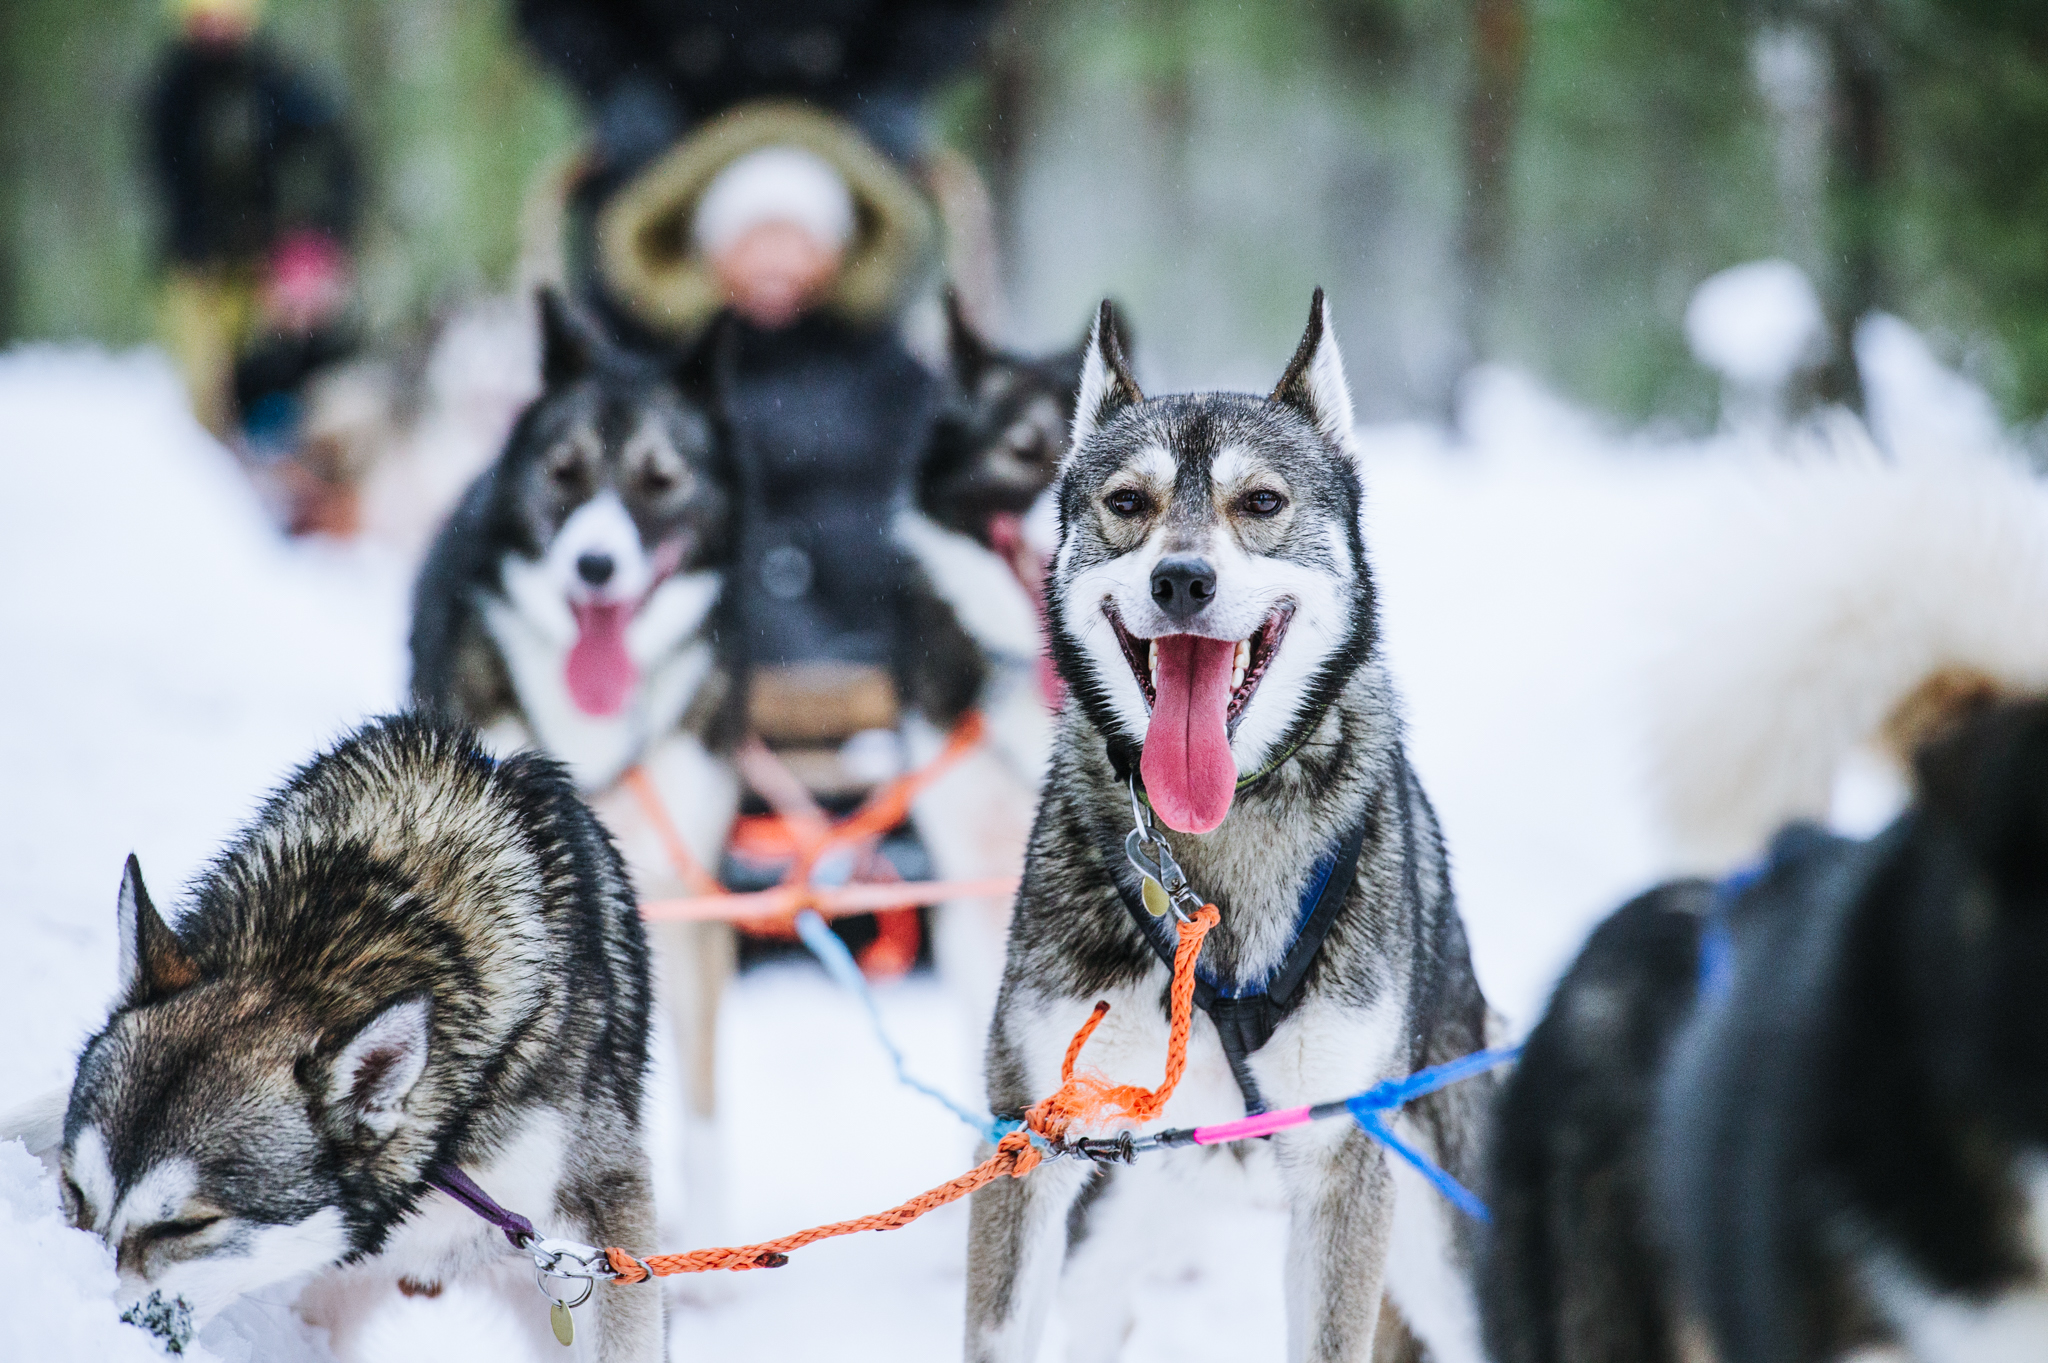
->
[0,307,2038,1359]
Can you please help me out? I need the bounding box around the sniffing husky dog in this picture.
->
[967,293,1494,1363]
[58,717,659,1360]
[895,295,1095,1017]
[408,288,741,1245]
[1482,699,2048,1363]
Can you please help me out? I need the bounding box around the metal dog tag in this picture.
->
[550,1301,575,1347]
[1140,874,1172,918]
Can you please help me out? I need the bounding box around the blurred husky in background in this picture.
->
[57,717,660,1361]
[408,289,741,1248]
[894,295,1098,1018]
[1484,698,2048,1363]
[967,294,1494,1363]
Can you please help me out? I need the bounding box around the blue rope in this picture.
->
[793,910,1004,1143]
[1341,1045,1521,1223]
[797,904,1518,1203]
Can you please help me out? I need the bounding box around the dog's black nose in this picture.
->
[576,552,615,586]
[1150,556,1216,621]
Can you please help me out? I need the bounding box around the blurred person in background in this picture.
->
[517,0,997,742]
[148,0,364,535]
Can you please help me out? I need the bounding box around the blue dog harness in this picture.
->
[1109,780,1388,1115]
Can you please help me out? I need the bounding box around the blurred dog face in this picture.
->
[916,295,1094,548]
[504,292,733,610]
[485,293,739,722]
[1047,292,1375,833]
[61,860,429,1329]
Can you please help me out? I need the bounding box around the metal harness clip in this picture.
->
[1125,777,1203,923]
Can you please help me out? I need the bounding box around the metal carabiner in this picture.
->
[1124,776,1199,922]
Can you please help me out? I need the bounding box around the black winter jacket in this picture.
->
[516,0,997,169]
[146,37,356,268]
[726,314,938,669]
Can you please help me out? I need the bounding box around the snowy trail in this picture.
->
[1,334,2030,1359]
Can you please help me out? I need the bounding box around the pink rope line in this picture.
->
[1190,1104,1314,1144]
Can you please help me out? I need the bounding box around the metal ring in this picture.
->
[536,1267,595,1309]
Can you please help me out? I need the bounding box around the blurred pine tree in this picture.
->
[1,0,2042,427]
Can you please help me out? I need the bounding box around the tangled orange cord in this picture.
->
[602,902,1222,1282]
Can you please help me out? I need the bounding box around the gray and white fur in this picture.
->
[966,292,1494,1363]
[57,716,660,1359]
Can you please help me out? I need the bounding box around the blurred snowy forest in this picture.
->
[2,0,2044,429]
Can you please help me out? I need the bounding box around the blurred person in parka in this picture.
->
[517,0,999,732]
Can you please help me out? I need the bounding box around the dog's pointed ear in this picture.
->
[945,289,994,386]
[1092,301,1134,367]
[538,287,596,388]
[329,994,432,1138]
[1270,288,1357,457]
[117,855,199,1008]
[1070,299,1142,457]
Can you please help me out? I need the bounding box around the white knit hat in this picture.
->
[691,145,857,257]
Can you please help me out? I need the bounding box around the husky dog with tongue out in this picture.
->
[411,290,740,790]
[967,292,1496,1363]
[409,289,743,1254]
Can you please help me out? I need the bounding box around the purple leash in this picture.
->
[427,1163,536,1249]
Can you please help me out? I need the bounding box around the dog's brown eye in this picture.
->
[548,455,585,488]
[1241,489,1286,517]
[639,463,677,495]
[1104,489,1149,519]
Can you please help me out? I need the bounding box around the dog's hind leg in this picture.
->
[596,736,739,1250]
[966,1154,1095,1363]
[1278,1120,1397,1363]
[1381,1145,1487,1363]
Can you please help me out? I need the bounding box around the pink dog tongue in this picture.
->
[1140,635,1238,833]
[566,602,637,716]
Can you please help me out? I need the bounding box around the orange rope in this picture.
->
[623,711,992,925]
[620,767,723,897]
[602,904,1221,1280]
[639,876,1021,923]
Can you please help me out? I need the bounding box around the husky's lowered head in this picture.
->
[411,290,740,791]
[58,718,658,1358]
[1047,288,1374,833]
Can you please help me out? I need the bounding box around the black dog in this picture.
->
[1483,699,2048,1363]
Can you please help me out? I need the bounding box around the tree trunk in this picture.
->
[1817,0,1887,412]
[1459,0,1531,369]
